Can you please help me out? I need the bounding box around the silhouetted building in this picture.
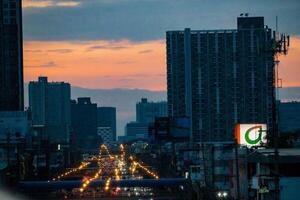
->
[0,111,28,181]
[29,77,71,143]
[167,16,275,142]
[97,107,116,141]
[0,0,24,111]
[279,102,300,133]
[125,121,148,140]
[71,97,98,152]
[0,111,28,139]
[136,98,167,124]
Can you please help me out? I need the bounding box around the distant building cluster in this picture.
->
[120,98,167,142]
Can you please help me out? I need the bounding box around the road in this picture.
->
[20,144,191,199]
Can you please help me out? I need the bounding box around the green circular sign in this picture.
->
[245,125,262,145]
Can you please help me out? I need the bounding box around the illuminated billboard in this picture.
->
[235,124,267,147]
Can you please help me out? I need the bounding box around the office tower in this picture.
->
[167,17,275,142]
[71,97,98,151]
[29,77,71,143]
[0,0,23,111]
[125,121,148,140]
[136,98,167,124]
[97,107,116,141]
[279,102,300,133]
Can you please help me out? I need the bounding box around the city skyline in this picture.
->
[1,1,300,199]
[22,0,300,90]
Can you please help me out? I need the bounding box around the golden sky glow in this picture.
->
[23,0,80,8]
[24,40,166,90]
[278,37,300,87]
[24,37,300,90]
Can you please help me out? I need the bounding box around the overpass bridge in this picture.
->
[19,178,189,189]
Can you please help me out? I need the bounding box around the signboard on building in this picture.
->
[235,124,267,147]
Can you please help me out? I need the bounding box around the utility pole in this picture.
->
[234,140,241,200]
[6,132,11,181]
[273,51,280,200]
[273,15,287,200]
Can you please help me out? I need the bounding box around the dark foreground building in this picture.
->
[97,107,116,141]
[71,97,98,152]
[167,16,275,142]
[29,77,71,143]
[0,0,23,111]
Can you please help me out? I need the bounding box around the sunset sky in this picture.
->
[22,0,300,90]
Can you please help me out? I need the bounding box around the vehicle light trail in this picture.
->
[129,156,159,179]
[52,161,90,181]
[104,178,111,191]
[115,168,121,180]
[79,168,102,193]
[100,144,114,159]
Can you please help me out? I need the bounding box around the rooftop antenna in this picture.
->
[276,16,278,32]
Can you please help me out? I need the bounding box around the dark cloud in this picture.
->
[138,49,153,54]
[47,49,73,53]
[116,60,136,65]
[40,61,57,67]
[23,0,300,41]
[24,49,43,53]
[86,45,129,51]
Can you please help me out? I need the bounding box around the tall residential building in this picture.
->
[0,0,23,111]
[29,77,71,143]
[167,17,275,142]
[97,107,116,141]
[71,97,98,151]
[136,98,167,124]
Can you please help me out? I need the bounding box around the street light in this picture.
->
[216,191,228,199]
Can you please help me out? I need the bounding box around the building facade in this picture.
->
[29,77,71,143]
[71,97,98,152]
[97,107,116,141]
[97,127,113,148]
[136,98,167,124]
[0,0,23,111]
[0,111,28,139]
[167,17,275,142]
[279,101,300,133]
[125,121,148,140]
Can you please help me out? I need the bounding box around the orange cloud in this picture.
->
[24,37,300,91]
[23,0,80,8]
[24,40,166,90]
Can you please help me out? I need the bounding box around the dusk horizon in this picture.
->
[22,0,300,90]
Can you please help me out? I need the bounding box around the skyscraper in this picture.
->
[136,98,167,124]
[29,77,71,143]
[71,97,98,152]
[167,16,275,142]
[97,107,116,141]
[0,0,23,111]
